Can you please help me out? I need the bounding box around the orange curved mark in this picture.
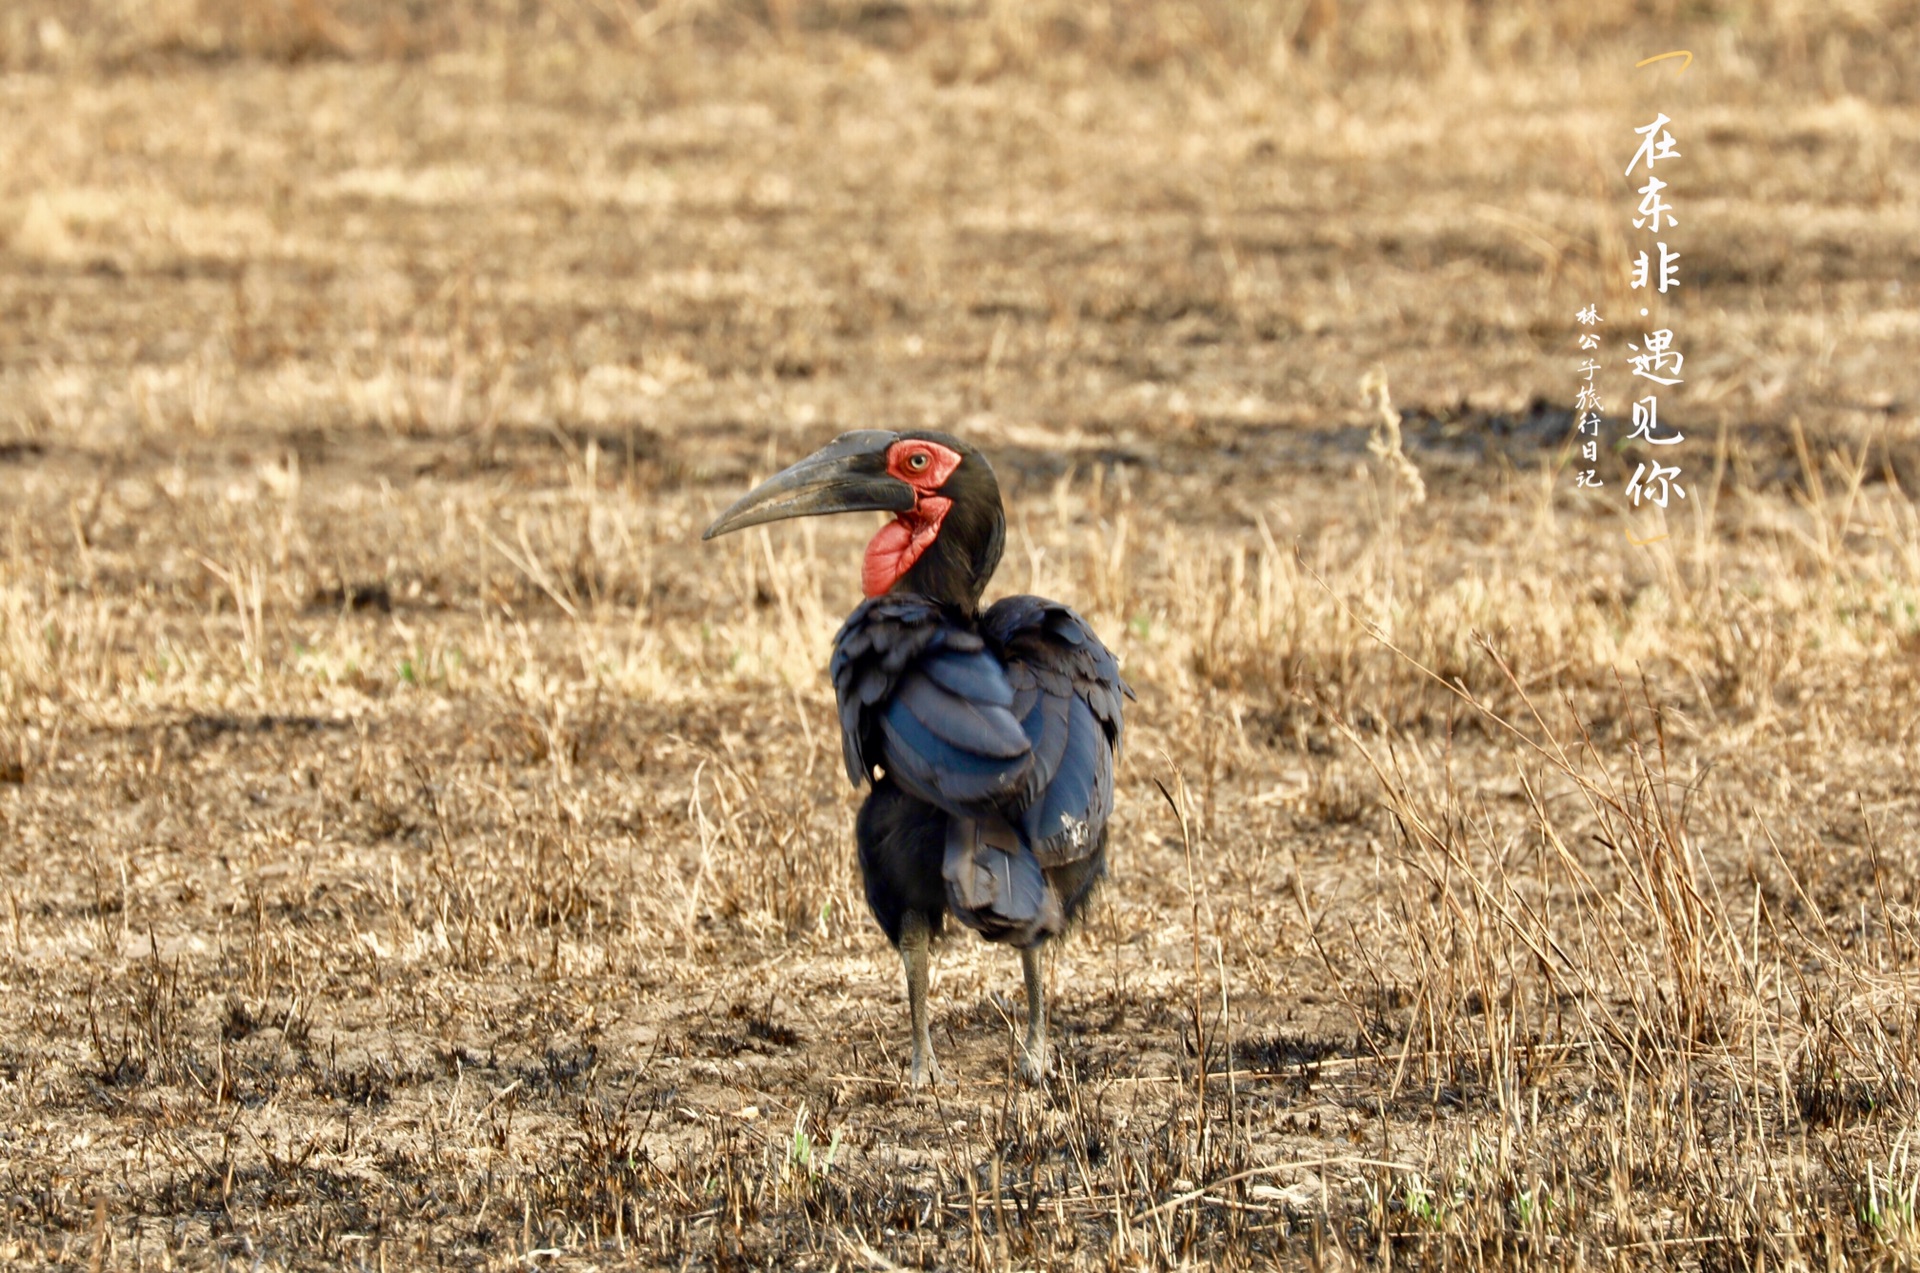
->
[1635,50,1693,72]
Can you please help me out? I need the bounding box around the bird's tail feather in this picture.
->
[942,816,1062,947]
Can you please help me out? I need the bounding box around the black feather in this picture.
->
[830,572,1127,949]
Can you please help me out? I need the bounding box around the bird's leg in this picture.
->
[1019,944,1047,1084]
[900,911,940,1089]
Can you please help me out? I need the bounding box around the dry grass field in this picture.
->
[3,1,1920,1267]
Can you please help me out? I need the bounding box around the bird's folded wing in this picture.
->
[982,596,1131,867]
[830,596,1034,816]
[831,594,1129,863]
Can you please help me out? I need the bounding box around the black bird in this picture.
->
[704,431,1129,1085]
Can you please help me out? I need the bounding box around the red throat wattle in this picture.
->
[861,439,963,597]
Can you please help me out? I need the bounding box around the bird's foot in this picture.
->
[908,1053,945,1092]
[1018,1041,1048,1086]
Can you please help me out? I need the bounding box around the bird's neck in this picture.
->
[880,492,1004,612]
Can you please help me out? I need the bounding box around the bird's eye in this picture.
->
[907,452,930,472]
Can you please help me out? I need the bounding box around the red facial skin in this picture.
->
[862,439,963,597]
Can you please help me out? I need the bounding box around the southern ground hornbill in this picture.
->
[704,431,1130,1086]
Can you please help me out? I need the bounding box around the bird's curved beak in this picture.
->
[702,430,914,540]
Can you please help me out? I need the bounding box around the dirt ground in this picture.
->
[3,2,1920,1268]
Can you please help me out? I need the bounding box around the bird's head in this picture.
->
[703,430,1003,606]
